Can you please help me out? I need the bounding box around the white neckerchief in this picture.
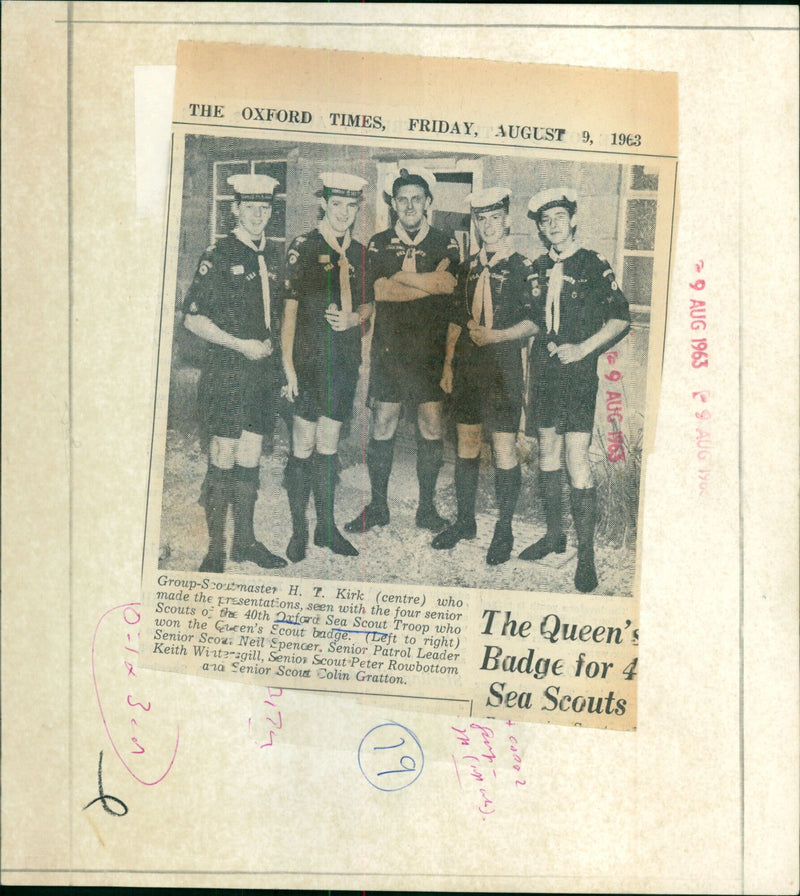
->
[394,218,430,273]
[318,218,353,313]
[234,227,271,330]
[546,239,580,334]
[471,238,513,329]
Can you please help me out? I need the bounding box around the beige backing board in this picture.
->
[1,3,798,893]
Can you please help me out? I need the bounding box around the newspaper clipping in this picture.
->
[141,42,677,731]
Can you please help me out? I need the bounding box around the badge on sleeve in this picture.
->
[198,260,211,276]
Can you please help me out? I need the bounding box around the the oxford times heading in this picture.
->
[185,104,569,143]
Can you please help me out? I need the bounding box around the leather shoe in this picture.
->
[415,506,449,532]
[518,533,567,561]
[199,551,225,573]
[286,531,308,564]
[432,520,477,550]
[574,554,598,593]
[486,524,513,566]
[231,540,287,568]
[314,526,359,557]
[344,502,389,533]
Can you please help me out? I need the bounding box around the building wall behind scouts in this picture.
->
[171,135,651,456]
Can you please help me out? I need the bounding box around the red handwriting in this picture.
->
[450,719,526,818]
[92,603,179,785]
[248,687,285,749]
[689,260,711,496]
[603,351,625,462]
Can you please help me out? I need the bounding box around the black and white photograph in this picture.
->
[156,133,668,597]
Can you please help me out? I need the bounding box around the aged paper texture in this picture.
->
[1,3,798,893]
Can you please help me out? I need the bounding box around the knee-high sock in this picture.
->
[367,437,395,509]
[495,464,521,529]
[417,437,444,511]
[312,451,339,539]
[570,486,597,560]
[202,464,233,555]
[231,464,260,550]
[455,455,480,527]
[285,455,312,536]
[540,469,564,541]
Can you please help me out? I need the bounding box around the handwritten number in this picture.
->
[126,695,151,712]
[689,279,705,291]
[130,736,145,755]
[82,751,128,817]
[377,755,416,776]
[372,735,416,776]
[262,711,283,730]
[372,737,405,751]
[259,732,275,749]
[123,607,141,625]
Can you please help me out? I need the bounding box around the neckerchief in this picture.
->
[234,227,271,331]
[318,219,353,313]
[471,239,513,329]
[545,239,580,334]
[394,218,430,273]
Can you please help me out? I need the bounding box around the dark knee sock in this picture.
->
[495,464,521,528]
[202,464,233,554]
[367,437,395,509]
[541,469,565,540]
[455,455,480,527]
[285,455,312,535]
[417,437,444,511]
[231,464,260,549]
[570,486,597,559]
[312,451,338,537]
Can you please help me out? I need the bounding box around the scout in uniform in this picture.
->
[434,187,538,565]
[519,188,630,592]
[183,174,288,573]
[345,167,460,536]
[282,172,371,561]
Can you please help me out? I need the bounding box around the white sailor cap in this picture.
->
[528,187,578,219]
[468,187,511,213]
[227,174,280,201]
[383,166,435,199]
[318,172,368,198]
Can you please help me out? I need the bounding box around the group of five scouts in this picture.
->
[182,168,630,593]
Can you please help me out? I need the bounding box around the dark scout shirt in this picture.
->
[529,248,630,352]
[183,233,283,340]
[452,250,537,369]
[285,228,367,378]
[367,226,461,364]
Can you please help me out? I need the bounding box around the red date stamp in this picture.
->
[603,350,625,462]
[690,260,711,495]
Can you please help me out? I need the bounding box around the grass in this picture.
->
[591,421,643,549]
